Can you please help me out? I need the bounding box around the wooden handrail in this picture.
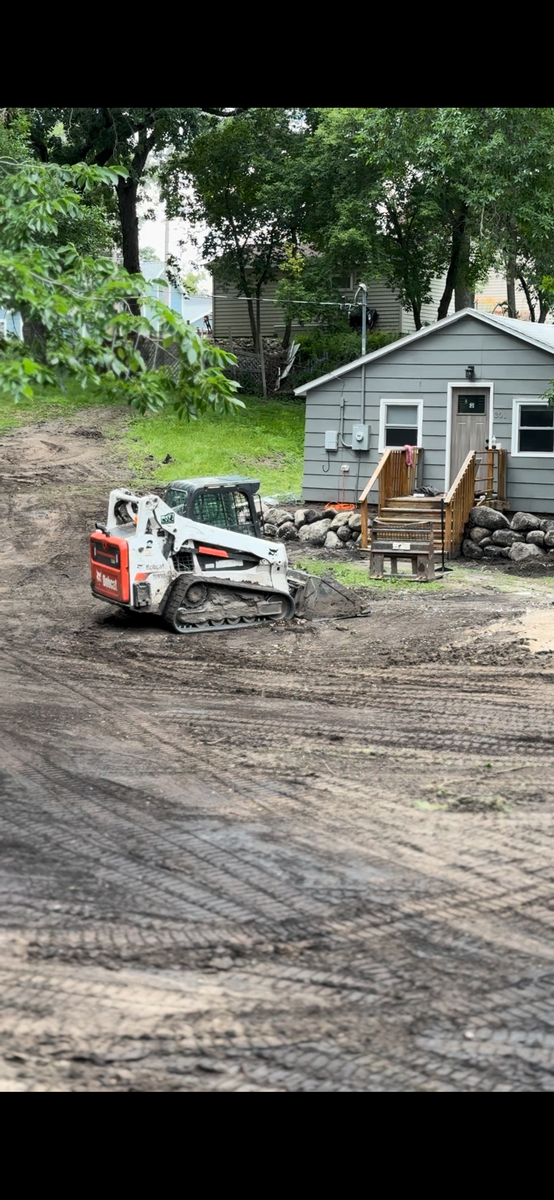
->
[359,447,422,548]
[445,451,475,503]
[358,448,393,504]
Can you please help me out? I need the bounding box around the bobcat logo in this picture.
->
[161,513,175,525]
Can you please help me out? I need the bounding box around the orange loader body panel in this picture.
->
[90,533,130,604]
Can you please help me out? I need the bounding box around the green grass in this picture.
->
[294,556,448,590]
[0,379,120,433]
[0,384,305,501]
[123,396,305,500]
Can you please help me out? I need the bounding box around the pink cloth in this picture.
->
[404,444,414,467]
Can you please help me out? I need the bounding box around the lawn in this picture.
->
[0,379,119,433]
[0,384,306,501]
[123,396,305,500]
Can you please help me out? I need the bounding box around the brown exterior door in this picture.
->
[450,388,490,483]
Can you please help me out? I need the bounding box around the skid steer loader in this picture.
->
[90,476,367,634]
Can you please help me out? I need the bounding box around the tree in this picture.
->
[159,108,309,350]
[296,108,554,329]
[140,246,160,262]
[0,157,242,420]
[24,108,247,312]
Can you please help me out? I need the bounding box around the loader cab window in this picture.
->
[165,487,188,515]
[192,489,256,537]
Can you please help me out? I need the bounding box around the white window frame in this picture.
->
[511,397,554,458]
[378,399,423,454]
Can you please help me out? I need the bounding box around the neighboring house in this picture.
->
[0,266,212,343]
[140,261,212,331]
[0,309,22,339]
[211,270,454,341]
[294,308,554,516]
[474,270,554,323]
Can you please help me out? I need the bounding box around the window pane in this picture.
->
[458,394,486,414]
[165,487,188,515]
[519,429,554,452]
[520,407,553,428]
[386,426,418,447]
[386,405,418,426]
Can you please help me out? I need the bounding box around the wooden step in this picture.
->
[379,507,443,523]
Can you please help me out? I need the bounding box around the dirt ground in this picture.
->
[2,409,554,1092]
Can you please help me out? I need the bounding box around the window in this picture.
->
[165,486,188,515]
[512,400,554,456]
[379,401,422,451]
[331,273,353,291]
[457,394,486,414]
[192,489,255,536]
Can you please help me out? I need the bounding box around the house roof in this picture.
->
[293,308,554,395]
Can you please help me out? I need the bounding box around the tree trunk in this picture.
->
[454,227,473,311]
[22,318,48,360]
[517,273,535,321]
[538,292,550,324]
[246,297,259,348]
[116,176,141,316]
[455,284,474,310]
[437,204,469,321]
[506,256,517,318]
[281,320,292,350]
[256,294,266,397]
[410,300,422,331]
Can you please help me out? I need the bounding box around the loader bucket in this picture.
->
[288,569,368,621]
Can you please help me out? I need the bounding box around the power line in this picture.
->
[211,293,353,307]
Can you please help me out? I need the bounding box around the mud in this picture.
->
[2,410,554,1091]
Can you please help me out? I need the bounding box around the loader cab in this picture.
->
[164,476,264,540]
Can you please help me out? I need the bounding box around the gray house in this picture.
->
[295,310,554,528]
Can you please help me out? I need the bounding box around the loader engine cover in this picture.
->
[90,533,130,603]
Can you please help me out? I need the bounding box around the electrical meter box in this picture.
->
[352,424,370,451]
[324,430,339,452]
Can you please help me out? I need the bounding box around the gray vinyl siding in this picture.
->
[400,276,454,334]
[301,314,554,510]
[213,275,409,339]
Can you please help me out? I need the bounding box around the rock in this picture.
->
[337,525,352,542]
[540,518,554,533]
[526,530,545,546]
[298,518,333,547]
[354,534,362,546]
[470,527,492,544]
[491,529,525,546]
[462,539,483,559]
[263,523,278,538]
[469,506,510,531]
[271,508,294,527]
[294,509,309,528]
[323,508,338,521]
[348,512,362,532]
[483,545,509,558]
[329,511,352,531]
[324,531,341,549]
[302,508,324,525]
[279,522,297,541]
[509,541,545,562]
[511,511,542,533]
[544,530,554,549]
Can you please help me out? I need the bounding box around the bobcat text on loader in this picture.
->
[90,475,367,634]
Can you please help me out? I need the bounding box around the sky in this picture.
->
[137,177,211,295]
